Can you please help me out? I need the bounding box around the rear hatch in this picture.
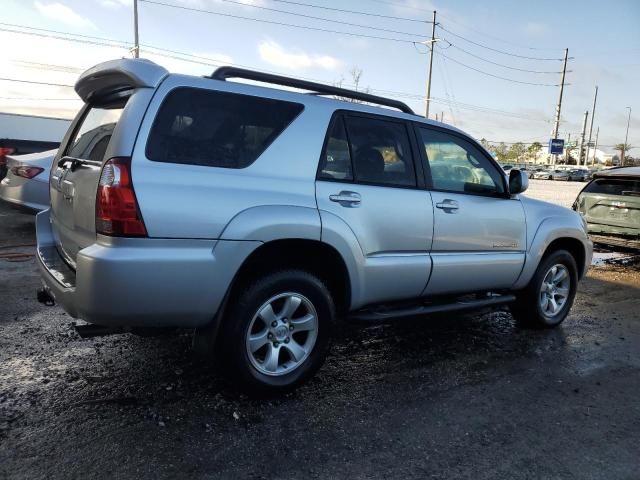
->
[577,177,640,235]
[48,58,168,268]
[50,100,128,266]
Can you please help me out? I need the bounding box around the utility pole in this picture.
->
[425,10,437,119]
[565,133,571,163]
[585,85,598,165]
[578,111,588,165]
[592,127,599,166]
[133,0,140,58]
[621,107,632,166]
[441,111,444,123]
[551,48,569,165]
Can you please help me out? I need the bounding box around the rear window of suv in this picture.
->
[146,87,304,169]
[583,178,640,196]
[66,101,126,162]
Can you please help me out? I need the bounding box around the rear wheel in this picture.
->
[510,249,578,328]
[219,270,334,395]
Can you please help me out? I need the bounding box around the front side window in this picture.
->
[66,102,125,161]
[146,88,303,169]
[418,128,505,195]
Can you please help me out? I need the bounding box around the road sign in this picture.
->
[548,138,564,154]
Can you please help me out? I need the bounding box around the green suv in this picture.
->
[573,167,640,250]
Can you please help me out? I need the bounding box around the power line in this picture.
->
[0,22,129,47]
[434,51,562,87]
[437,25,565,61]
[435,12,564,52]
[440,41,564,74]
[0,26,130,50]
[210,0,426,37]
[139,0,420,43]
[0,96,79,101]
[262,0,428,23]
[0,77,74,88]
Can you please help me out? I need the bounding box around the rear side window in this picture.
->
[146,87,304,169]
[66,102,125,161]
[345,115,416,187]
[319,117,353,181]
[583,178,640,196]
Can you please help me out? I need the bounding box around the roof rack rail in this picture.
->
[208,66,416,115]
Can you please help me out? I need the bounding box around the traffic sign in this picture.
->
[548,138,564,154]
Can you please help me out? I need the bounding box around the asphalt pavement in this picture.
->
[1,202,639,479]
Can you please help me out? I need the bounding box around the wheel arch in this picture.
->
[225,238,352,317]
[513,216,591,289]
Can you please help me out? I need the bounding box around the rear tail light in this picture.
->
[0,147,15,166]
[95,157,147,237]
[10,166,45,179]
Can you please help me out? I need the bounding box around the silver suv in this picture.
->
[36,59,592,394]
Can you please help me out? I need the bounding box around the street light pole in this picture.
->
[585,85,598,165]
[133,0,140,58]
[425,10,437,119]
[620,107,631,165]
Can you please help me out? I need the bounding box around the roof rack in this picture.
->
[208,66,416,115]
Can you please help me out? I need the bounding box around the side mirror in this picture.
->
[509,169,528,195]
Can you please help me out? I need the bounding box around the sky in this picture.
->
[1,0,639,154]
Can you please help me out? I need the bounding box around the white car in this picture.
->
[0,150,55,213]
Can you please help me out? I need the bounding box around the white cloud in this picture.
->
[258,40,341,71]
[524,22,549,36]
[98,0,131,8]
[34,1,96,29]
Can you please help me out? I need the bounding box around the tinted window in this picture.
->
[344,115,416,187]
[147,88,303,169]
[583,178,640,196]
[66,102,125,161]
[319,117,353,180]
[419,128,504,195]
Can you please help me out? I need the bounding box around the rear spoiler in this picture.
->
[75,58,169,103]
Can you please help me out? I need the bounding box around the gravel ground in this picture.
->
[1,183,639,479]
[523,178,586,209]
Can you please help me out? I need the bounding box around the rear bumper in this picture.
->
[590,233,640,250]
[36,209,261,327]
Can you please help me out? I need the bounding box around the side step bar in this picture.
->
[349,294,516,323]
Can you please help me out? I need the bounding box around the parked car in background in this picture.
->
[533,169,552,179]
[550,169,570,181]
[568,169,588,182]
[573,167,640,250]
[529,167,546,179]
[35,59,592,394]
[0,150,55,213]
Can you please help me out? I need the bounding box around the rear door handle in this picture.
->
[329,191,361,207]
[435,199,459,212]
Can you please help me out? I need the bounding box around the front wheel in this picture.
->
[510,249,578,328]
[219,270,335,395]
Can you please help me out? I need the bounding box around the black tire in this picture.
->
[218,269,334,395]
[510,249,578,329]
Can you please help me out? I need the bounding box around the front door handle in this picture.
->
[435,199,459,213]
[329,191,361,207]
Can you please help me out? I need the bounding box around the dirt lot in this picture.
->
[1,185,639,479]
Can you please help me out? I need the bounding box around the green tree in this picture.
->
[479,138,491,151]
[493,142,509,162]
[508,142,526,162]
[614,143,634,166]
[527,142,542,162]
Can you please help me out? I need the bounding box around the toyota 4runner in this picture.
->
[36,59,593,394]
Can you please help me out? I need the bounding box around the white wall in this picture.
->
[0,112,71,143]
